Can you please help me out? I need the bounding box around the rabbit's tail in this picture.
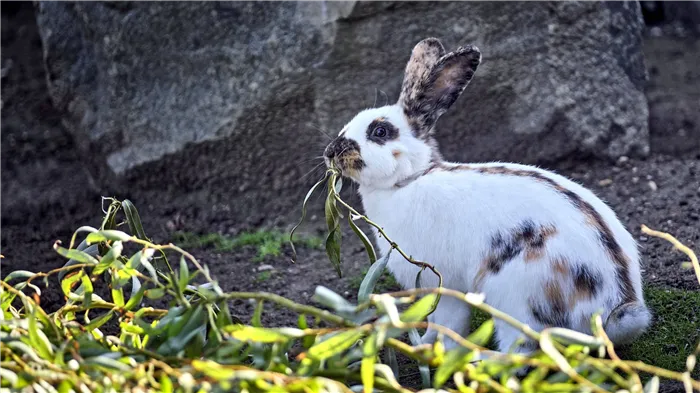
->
[603,302,651,345]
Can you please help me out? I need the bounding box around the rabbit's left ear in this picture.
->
[399,44,481,137]
[399,38,446,109]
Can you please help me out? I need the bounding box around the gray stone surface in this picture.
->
[35,1,650,196]
[643,36,700,156]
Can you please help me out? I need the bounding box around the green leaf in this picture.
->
[348,214,376,264]
[252,300,264,328]
[297,314,308,329]
[312,286,354,313]
[192,359,237,381]
[61,271,84,297]
[361,334,378,393]
[358,250,391,303]
[160,375,173,393]
[467,319,494,347]
[83,355,131,372]
[28,308,54,360]
[384,347,399,380]
[160,373,173,393]
[124,280,146,311]
[145,288,166,300]
[54,243,99,265]
[85,311,114,331]
[122,199,148,240]
[228,326,293,343]
[0,366,18,387]
[325,227,342,278]
[308,330,364,360]
[434,346,474,388]
[126,249,144,272]
[215,302,239,328]
[643,376,660,393]
[86,230,131,243]
[59,245,100,281]
[178,257,189,293]
[80,274,93,308]
[111,287,125,307]
[138,251,160,282]
[324,176,343,277]
[289,174,328,263]
[408,329,431,388]
[3,270,35,282]
[400,294,438,323]
[93,242,123,275]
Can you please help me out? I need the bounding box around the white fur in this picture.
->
[336,104,650,353]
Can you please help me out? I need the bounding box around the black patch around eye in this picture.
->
[366,119,399,145]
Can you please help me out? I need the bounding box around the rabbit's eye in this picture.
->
[372,127,387,138]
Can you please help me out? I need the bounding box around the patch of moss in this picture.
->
[619,285,700,379]
[255,271,272,283]
[172,230,323,262]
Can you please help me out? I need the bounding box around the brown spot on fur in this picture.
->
[523,223,558,262]
[529,284,571,329]
[572,264,603,301]
[392,150,401,158]
[473,220,557,289]
[551,256,570,277]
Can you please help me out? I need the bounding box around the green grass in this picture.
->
[256,271,272,283]
[621,285,700,378]
[172,229,323,262]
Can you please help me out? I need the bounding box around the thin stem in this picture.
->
[221,291,351,327]
[387,287,541,342]
[641,225,700,286]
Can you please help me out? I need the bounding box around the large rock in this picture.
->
[644,36,700,156]
[35,1,650,221]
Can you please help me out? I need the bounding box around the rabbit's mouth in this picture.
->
[323,137,365,179]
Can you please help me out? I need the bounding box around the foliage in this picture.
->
[174,229,322,262]
[1,188,700,392]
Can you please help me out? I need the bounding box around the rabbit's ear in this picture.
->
[399,38,446,108]
[399,44,481,137]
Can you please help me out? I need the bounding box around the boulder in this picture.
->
[35,1,650,221]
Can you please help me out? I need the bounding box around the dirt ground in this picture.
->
[2,0,699,353]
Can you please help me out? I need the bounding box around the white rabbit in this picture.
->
[323,38,650,353]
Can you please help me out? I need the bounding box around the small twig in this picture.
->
[222,291,351,327]
[641,225,700,286]
[387,287,541,342]
[593,314,641,389]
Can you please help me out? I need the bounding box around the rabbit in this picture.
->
[322,38,651,354]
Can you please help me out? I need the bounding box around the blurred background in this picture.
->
[1,2,699,306]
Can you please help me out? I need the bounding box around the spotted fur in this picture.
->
[474,221,559,290]
[322,37,649,353]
